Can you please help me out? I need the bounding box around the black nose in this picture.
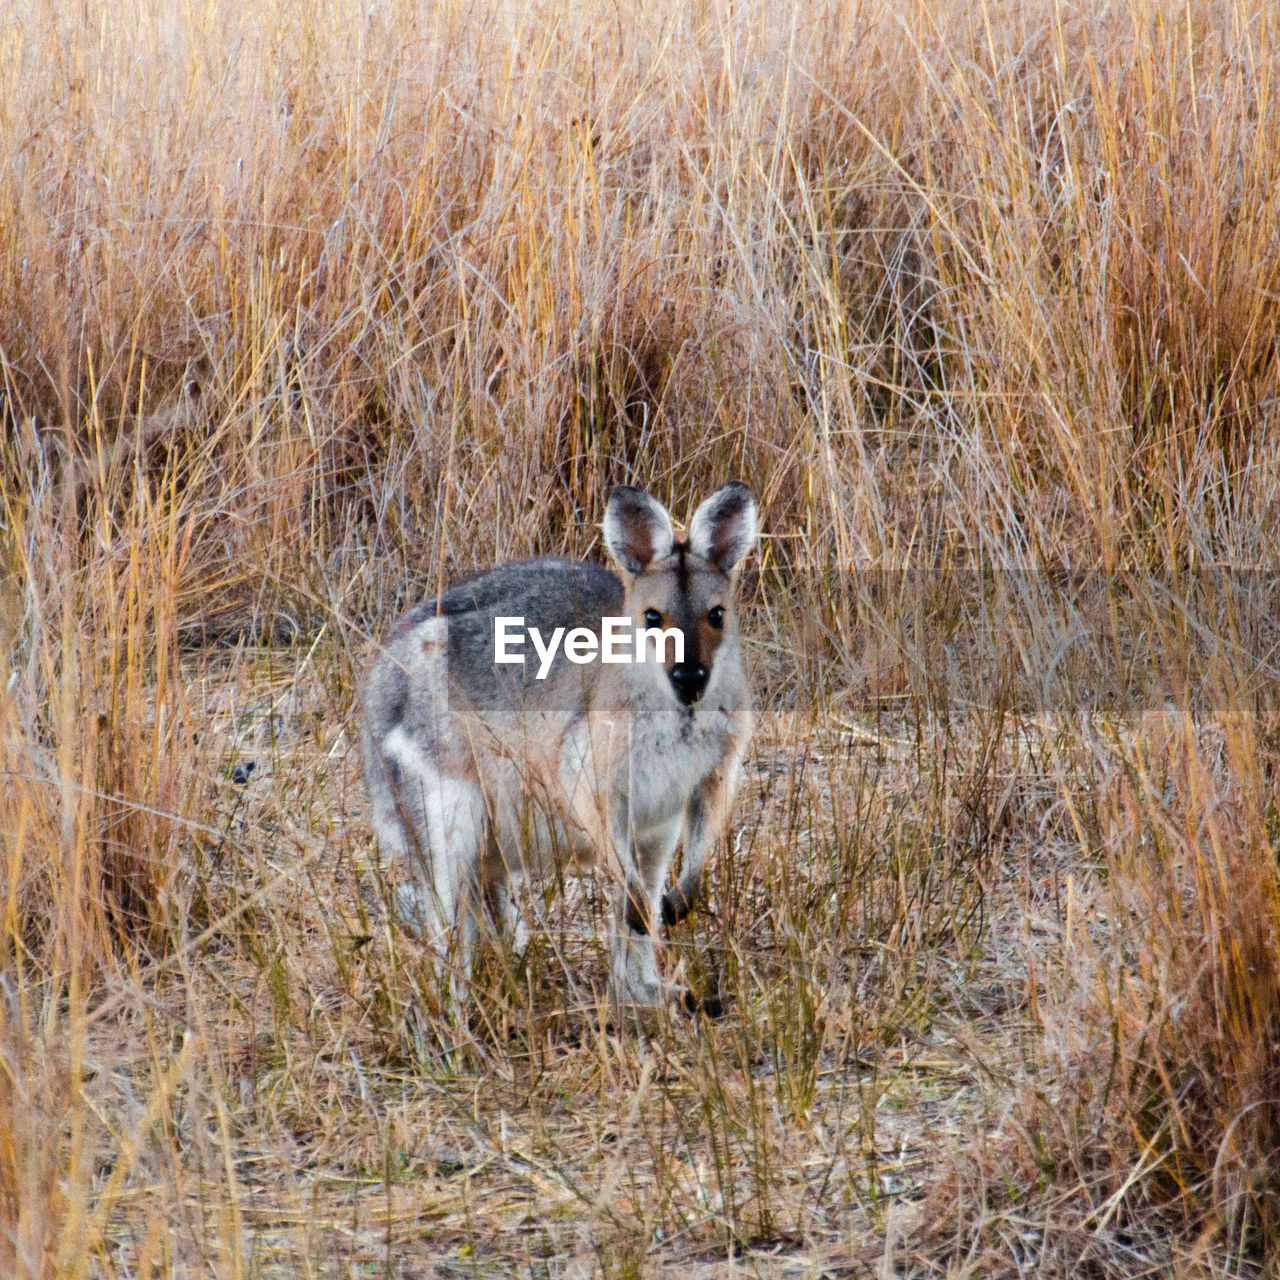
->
[669,663,708,705]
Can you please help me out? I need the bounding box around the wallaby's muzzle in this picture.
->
[670,662,708,705]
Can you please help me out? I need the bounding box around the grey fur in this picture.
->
[360,484,757,1009]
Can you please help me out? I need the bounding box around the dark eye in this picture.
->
[707,606,725,630]
[643,609,663,630]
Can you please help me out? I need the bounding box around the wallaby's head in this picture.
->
[603,482,758,707]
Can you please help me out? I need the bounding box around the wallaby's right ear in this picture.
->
[603,487,675,576]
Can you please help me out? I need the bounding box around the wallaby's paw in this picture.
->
[682,987,729,1019]
[620,976,667,1009]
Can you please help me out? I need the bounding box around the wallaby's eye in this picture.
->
[643,608,663,630]
[707,606,725,630]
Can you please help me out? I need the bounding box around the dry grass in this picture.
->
[4,0,1280,1274]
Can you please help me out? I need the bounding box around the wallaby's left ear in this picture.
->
[687,482,758,572]
[603,486,676,576]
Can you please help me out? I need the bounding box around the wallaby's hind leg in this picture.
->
[376,732,487,1000]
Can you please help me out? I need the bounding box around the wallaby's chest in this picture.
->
[600,700,734,830]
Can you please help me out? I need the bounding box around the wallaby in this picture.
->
[359,482,757,1010]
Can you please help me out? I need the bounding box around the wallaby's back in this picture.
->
[362,558,624,740]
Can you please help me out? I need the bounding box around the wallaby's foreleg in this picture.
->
[610,814,683,1007]
[662,754,743,928]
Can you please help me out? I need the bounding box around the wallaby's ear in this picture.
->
[603,486,676,575]
[688,482,758,572]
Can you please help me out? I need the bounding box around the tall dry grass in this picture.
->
[3,0,1280,1273]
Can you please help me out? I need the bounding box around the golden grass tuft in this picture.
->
[1012,672,1280,1259]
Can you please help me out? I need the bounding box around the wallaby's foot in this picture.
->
[612,972,669,1011]
[395,881,436,937]
[609,985,727,1024]
[610,967,728,1020]
[393,881,478,1012]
